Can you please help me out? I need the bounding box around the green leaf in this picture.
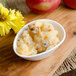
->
[3,0,5,7]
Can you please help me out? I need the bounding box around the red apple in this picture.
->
[26,0,61,14]
[63,0,76,9]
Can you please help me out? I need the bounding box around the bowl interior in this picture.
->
[49,21,64,41]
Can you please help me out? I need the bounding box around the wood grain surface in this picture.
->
[0,2,76,76]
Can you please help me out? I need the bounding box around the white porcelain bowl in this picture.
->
[13,19,66,61]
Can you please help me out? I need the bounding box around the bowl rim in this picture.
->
[13,19,66,58]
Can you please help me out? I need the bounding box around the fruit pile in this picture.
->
[26,0,76,14]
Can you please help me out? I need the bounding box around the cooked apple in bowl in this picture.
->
[16,20,60,56]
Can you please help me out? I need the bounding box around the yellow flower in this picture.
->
[0,3,26,36]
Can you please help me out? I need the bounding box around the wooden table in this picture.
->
[0,2,76,76]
